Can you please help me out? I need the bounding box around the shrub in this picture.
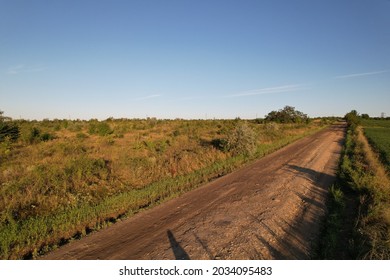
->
[27,127,41,144]
[26,128,56,143]
[345,110,361,128]
[226,122,257,156]
[0,111,20,142]
[88,122,113,136]
[211,138,229,152]
[40,132,56,142]
[0,123,20,142]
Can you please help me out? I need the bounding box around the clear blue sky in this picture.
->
[1,0,389,120]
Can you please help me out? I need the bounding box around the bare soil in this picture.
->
[42,123,346,260]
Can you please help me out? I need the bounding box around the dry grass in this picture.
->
[0,118,325,259]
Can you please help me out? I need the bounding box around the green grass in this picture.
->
[362,119,390,168]
[0,118,327,259]
[361,119,390,129]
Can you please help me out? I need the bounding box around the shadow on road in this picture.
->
[167,230,190,260]
[287,164,337,185]
[250,164,340,259]
[193,233,214,259]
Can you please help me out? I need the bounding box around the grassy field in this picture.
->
[0,118,327,259]
[318,119,390,259]
[362,119,390,168]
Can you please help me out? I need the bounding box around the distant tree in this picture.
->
[0,111,20,142]
[350,110,358,116]
[265,106,308,123]
[361,114,370,119]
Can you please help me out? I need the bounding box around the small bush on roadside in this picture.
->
[345,110,361,128]
[226,122,257,156]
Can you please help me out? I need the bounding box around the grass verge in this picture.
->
[317,125,390,259]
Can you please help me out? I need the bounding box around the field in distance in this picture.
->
[362,118,390,169]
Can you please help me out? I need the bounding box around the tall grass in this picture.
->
[0,118,326,259]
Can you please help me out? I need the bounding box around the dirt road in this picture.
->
[43,123,346,260]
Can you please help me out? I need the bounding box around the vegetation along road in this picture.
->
[43,123,346,259]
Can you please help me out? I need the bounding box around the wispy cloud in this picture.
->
[7,64,25,74]
[335,70,387,79]
[179,96,203,101]
[7,64,46,74]
[135,94,162,100]
[230,84,306,97]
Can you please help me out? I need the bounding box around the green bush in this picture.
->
[211,138,229,152]
[345,110,361,127]
[0,111,20,142]
[26,128,56,143]
[226,122,257,156]
[88,122,113,136]
[40,132,55,142]
[0,123,19,142]
[28,127,41,144]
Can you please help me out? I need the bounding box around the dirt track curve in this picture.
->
[43,123,346,260]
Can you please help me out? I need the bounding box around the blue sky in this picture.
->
[1,0,389,120]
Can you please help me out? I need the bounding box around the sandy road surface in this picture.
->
[43,123,346,260]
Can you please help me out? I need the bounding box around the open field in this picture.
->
[0,118,327,259]
[362,119,390,168]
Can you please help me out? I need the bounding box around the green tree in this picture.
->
[265,106,308,123]
[0,111,20,142]
[344,110,361,127]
